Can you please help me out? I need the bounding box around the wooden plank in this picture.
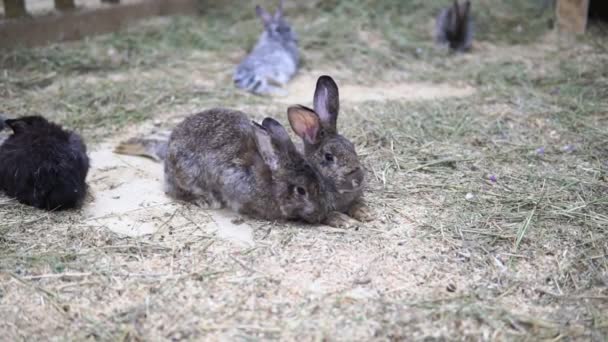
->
[556,0,590,34]
[4,0,28,18]
[0,0,198,49]
[54,0,76,11]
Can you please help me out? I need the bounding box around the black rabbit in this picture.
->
[435,0,474,52]
[0,115,89,210]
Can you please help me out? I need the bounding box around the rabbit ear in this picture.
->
[274,0,285,20]
[448,1,460,30]
[313,75,339,130]
[274,0,284,19]
[5,118,28,134]
[462,1,471,17]
[454,0,468,20]
[256,5,273,25]
[252,122,280,171]
[262,117,291,146]
[288,106,320,145]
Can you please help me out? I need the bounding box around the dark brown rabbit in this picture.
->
[435,0,474,52]
[117,109,332,223]
[287,75,373,226]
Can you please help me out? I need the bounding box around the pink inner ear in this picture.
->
[288,106,320,144]
[304,127,317,145]
[314,88,329,122]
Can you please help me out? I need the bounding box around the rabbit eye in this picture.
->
[295,186,306,196]
[324,153,334,162]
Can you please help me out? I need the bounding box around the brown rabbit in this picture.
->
[117,108,332,223]
[287,75,373,225]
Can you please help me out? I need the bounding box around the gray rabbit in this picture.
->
[233,0,299,96]
[435,0,474,52]
[117,109,332,223]
[287,76,374,225]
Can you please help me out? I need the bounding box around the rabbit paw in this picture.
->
[324,211,360,229]
[194,195,223,210]
[349,202,375,222]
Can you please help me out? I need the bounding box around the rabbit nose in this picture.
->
[344,167,364,189]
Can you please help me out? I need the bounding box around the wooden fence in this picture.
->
[1,0,198,48]
[557,0,590,34]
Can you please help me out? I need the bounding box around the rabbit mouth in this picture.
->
[337,186,363,194]
[336,168,365,193]
[336,179,364,194]
[337,188,360,194]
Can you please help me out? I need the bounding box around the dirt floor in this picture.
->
[1,0,607,340]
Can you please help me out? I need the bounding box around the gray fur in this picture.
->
[435,0,474,52]
[163,108,332,223]
[233,0,299,96]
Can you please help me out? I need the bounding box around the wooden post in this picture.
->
[556,0,590,34]
[4,0,28,18]
[54,0,76,11]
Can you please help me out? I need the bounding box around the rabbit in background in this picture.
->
[233,0,299,96]
[435,0,474,52]
[0,115,89,210]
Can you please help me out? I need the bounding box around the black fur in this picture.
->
[0,116,89,210]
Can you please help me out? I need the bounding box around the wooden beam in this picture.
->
[0,0,198,49]
[556,0,590,34]
[4,0,28,18]
[54,0,76,11]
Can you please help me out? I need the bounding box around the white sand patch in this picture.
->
[85,144,170,236]
[85,141,255,247]
[208,209,255,248]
